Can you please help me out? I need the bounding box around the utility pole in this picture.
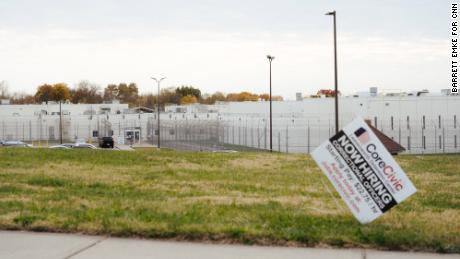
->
[326,10,339,133]
[266,55,275,152]
[151,77,166,148]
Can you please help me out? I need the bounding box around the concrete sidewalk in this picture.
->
[0,231,457,259]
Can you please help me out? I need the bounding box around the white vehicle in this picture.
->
[49,142,97,149]
[73,143,97,149]
[2,141,32,148]
[49,145,71,149]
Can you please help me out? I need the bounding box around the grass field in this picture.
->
[0,148,458,253]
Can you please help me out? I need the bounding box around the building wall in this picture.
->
[214,96,460,154]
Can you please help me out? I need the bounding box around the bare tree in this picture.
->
[10,92,35,104]
[0,81,10,99]
[71,80,103,104]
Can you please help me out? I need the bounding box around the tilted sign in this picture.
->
[311,118,416,224]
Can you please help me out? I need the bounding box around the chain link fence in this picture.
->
[1,112,459,154]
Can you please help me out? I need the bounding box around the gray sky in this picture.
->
[0,0,448,99]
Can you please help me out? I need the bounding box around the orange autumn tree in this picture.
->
[180,95,198,105]
[226,91,259,102]
[52,83,71,102]
[35,84,54,103]
[258,93,283,101]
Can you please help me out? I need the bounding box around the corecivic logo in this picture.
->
[355,127,404,192]
[365,142,404,192]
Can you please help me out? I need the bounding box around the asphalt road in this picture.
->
[0,231,457,259]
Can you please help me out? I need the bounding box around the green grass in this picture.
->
[0,148,458,253]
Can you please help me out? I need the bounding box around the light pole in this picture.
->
[151,77,166,148]
[266,55,275,152]
[326,10,339,134]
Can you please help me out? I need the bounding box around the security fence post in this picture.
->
[286,126,288,153]
[278,131,281,152]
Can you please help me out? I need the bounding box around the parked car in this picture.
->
[73,143,97,149]
[98,136,114,148]
[2,141,32,148]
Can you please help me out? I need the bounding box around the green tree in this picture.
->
[175,86,201,99]
[200,92,226,104]
[103,84,119,102]
[160,87,181,106]
[117,82,138,105]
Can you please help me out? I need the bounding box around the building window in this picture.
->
[92,130,98,137]
[407,116,410,130]
[455,115,457,129]
[391,116,394,130]
[374,117,378,128]
[422,115,426,129]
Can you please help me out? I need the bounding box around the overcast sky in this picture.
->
[0,0,448,99]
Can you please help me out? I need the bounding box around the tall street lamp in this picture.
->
[151,77,166,149]
[326,10,339,134]
[266,55,275,152]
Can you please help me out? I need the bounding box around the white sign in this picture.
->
[116,135,125,145]
[311,117,416,224]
